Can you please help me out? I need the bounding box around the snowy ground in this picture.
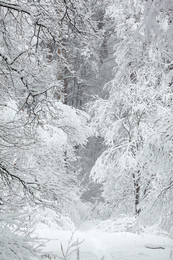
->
[34,222,173,260]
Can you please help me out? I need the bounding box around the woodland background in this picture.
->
[0,0,173,259]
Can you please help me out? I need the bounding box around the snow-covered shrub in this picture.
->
[94,215,136,233]
[0,225,41,260]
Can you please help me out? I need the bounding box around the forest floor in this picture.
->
[34,221,173,260]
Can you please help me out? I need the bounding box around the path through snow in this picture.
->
[35,223,173,260]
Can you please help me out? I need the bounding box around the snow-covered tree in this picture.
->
[89,0,173,230]
[0,0,93,257]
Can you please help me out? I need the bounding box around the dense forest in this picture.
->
[0,0,173,259]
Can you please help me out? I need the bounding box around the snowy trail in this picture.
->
[35,223,173,260]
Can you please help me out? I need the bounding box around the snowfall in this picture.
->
[34,217,173,260]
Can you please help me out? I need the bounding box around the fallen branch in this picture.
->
[145,245,165,250]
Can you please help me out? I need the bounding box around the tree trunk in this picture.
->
[133,171,141,215]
